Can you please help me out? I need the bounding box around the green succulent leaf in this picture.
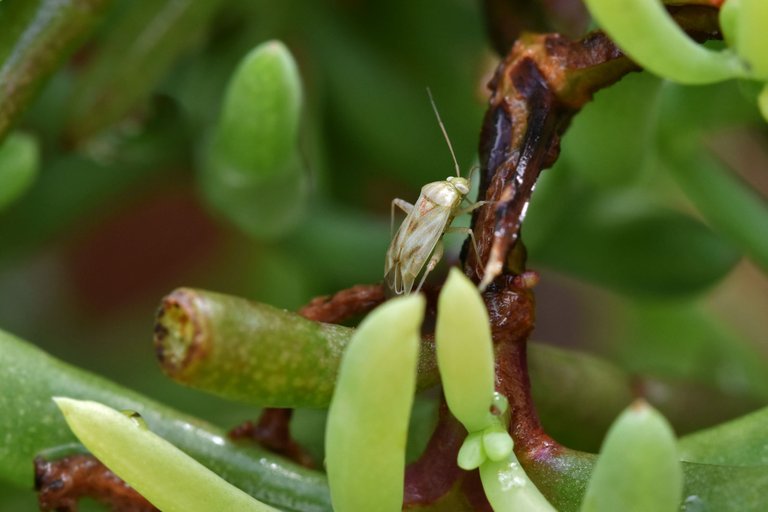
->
[479,452,557,512]
[55,398,277,512]
[679,404,768,466]
[325,294,425,512]
[436,268,496,432]
[580,400,682,512]
[0,132,38,212]
[201,39,307,239]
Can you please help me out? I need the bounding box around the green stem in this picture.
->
[0,0,112,142]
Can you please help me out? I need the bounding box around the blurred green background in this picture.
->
[1,0,767,508]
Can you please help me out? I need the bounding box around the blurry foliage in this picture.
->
[0,0,767,510]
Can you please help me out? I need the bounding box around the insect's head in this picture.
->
[447,176,470,195]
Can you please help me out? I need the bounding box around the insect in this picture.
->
[384,91,486,296]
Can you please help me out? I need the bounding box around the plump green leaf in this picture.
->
[201,40,307,239]
[436,268,496,432]
[732,0,768,79]
[679,405,768,466]
[480,452,557,512]
[325,295,425,512]
[580,401,682,512]
[55,398,276,512]
[0,132,38,211]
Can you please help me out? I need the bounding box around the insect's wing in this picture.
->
[386,200,450,294]
[385,212,417,295]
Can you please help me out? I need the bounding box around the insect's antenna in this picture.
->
[427,88,461,178]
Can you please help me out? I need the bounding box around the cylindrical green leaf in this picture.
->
[0,329,331,511]
[583,0,744,84]
[154,288,439,407]
[55,398,276,512]
[479,452,557,512]
[733,0,768,79]
[201,40,306,238]
[0,132,38,211]
[580,400,682,512]
[325,294,425,512]
[436,268,496,432]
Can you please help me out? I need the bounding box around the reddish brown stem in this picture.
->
[35,455,156,512]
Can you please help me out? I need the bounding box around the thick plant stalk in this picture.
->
[154,287,437,407]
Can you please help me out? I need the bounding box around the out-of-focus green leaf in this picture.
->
[0,329,331,511]
[526,181,741,297]
[325,295,424,512]
[679,405,768,466]
[658,143,768,274]
[0,132,38,211]
[580,401,682,512]
[619,302,768,400]
[0,0,111,142]
[201,40,307,239]
[0,98,188,265]
[64,0,222,143]
[562,72,662,188]
[56,398,277,512]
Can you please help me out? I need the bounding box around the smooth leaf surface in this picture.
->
[580,401,682,512]
[325,295,424,512]
[56,398,276,512]
[436,268,496,432]
[679,405,768,466]
[201,40,307,239]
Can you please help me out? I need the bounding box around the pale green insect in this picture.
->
[384,92,486,296]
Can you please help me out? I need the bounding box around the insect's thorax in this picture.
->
[420,180,465,208]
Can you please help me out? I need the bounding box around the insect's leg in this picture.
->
[456,200,490,216]
[391,198,414,235]
[447,226,480,260]
[415,241,444,293]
